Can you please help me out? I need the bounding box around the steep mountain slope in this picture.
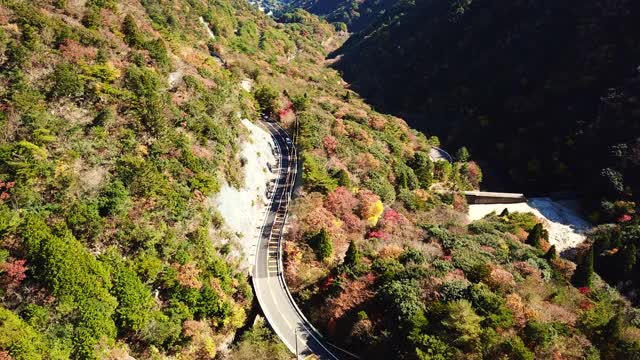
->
[332,0,640,210]
[1,0,639,359]
[0,0,332,358]
[281,0,403,32]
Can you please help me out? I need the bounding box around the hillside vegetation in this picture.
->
[0,0,334,358]
[0,0,639,359]
[281,0,402,32]
[332,0,640,218]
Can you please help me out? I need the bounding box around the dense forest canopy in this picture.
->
[332,0,640,219]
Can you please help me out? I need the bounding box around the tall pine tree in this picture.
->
[573,247,595,287]
[344,240,361,267]
[527,223,544,249]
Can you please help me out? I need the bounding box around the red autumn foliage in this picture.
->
[320,276,376,335]
[278,101,294,121]
[465,161,482,188]
[59,39,97,62]
[0,351,13,360]
[325,187,358,219]
[0,259,28,290]
[618,214,633,223]
[367,230,389,240]
[383,208,402,224]
[342,213,364,233]
[578,286,591,294]
[380,208,405,231]
[322,135,338,155]
[321,276,335,291]
[579,299,594,310]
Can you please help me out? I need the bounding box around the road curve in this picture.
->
[429,146,454,162]
[253,121,340,360]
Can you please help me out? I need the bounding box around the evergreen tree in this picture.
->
[620,243,637,276]
[499,208,510,217]
[573,247,595,287]
[344,240,360,267]
[543,245,557,261]
[398,170,409,190]
[311,228,333,261]
[122,14,144,48]
[456,147,470,162]
[253,85,279,116]
[409,151,434,189]
[334,169,351,188]
[527,223,544,248]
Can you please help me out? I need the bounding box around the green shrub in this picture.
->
[398,188,426,211]
[442,299,483,351]
[440,280,471,302]
[497,336,534,360]
[343,240,361,267]
[145,38,170,69]
[399,248,425,265]
[523,320,557,348]
[253,85,279,116]
[572,247,594,287]
[468,284,514,329]
[302,152,338,193]
[98,179,129,216]
[410,151,434,189]
[195,284,231,320]
[413,333,456,360]
[0,306,49,360]
[66,199,104,242]
[122,14,144,48]
[309,228,333,261]
[50,62,85,99]
[333,169,351,187]
[364,173,396,203]
[228,320,291,360]
[380,279,424,325]
[109,261,154,332]
[21,214,117,358]
[292,93,310,112]
[526,223,545,248]
[82,6,101,29]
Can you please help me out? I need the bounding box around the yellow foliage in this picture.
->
[366,200,384,227]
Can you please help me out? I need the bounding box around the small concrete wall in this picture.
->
[464,191,526,204]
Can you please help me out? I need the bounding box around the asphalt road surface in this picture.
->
[429,146,453,162]
[253,121,340,360]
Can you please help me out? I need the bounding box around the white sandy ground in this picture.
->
[240,78,253,92]
[211,119,276,270]
[468,197,592,252]
[198,16,216,40]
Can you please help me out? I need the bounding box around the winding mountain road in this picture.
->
[253,121,340,360]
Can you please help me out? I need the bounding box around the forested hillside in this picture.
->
[1,0,639,359]
[281,0,402,32]
[332,0,640,219]
[0,0,334,358]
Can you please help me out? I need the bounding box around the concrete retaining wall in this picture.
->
[464,191,526,204]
